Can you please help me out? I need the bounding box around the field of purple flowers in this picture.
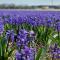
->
[0,10,60,60]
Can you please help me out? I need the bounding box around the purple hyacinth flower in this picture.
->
[56,22,60,31]
[50,43,60,59]
[0,19,4,35]
[16,40,21,47]
[24,46,29,55]
[15,51,21,60]
[6,30,15,43]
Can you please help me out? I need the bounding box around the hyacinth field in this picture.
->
[0,10,60,60]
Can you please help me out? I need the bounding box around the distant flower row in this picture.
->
[0,14,60,35]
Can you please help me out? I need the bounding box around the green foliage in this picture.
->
[0,36,15,60]
[35,48,42,60]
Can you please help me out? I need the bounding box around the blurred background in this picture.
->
[0,0,60,9]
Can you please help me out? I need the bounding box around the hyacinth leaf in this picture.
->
[55,35,60,46]
[1,37,7,50]
[36,28,47,46]
[40,47,47,60]
[23,23,31,30]
[37,26,53,46]
[5,24,12,30]
[36,26,45,45]
[35,48,42,60]
[8,46,15,57]
[0,37,15,59]
[0,37,8,59]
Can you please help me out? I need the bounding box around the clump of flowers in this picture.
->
[15,29,36,60]
[49,43,60,59]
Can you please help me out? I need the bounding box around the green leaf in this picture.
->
[1,37,7,58]
[35,48,42,60]
[8,46,15,57]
